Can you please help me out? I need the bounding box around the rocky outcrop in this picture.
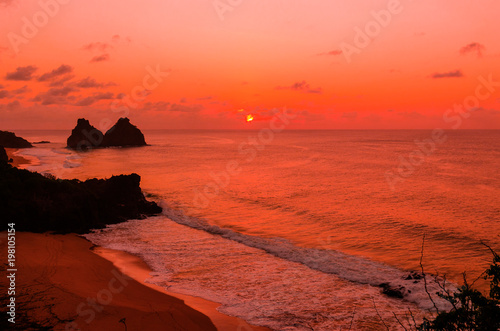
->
[0,130,33,148]
[0,146,8,163]
[67,118,147,149]
[67,118,104,150]
[102,117,147,147]
[379,283,408,299]
[0,162,162,233]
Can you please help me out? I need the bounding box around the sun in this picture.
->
[246,114,254,122]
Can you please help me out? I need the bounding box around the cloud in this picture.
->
[142,101,202,112]
[170,103,202,112]
[82,42,113,52]
[0,100,20,111]
[12,85,30,95]
[431,70,464,79]
[5,65,38,81]
[90,54,110,63]
[74,92,114,106]
[459,42,485,57]
[276,81,322,94]
[196,96,213,101]
[318,50,342,56]
[31,86,79,105]
[37,64,73,82]
[341,111,358,119]
[0,85,29,99]
[0,90,10,99]
[49,75,75,87]
[74,77,115,88]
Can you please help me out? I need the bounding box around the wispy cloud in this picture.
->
[30,86,79,105]
[142,101,203,112]
[12,85,30,95]
[5,65,38,81]
[74,92,114,106]
[431,70,464,79]
[276,81,322,94]
[38,64,73,82]
[459,42,485,57]
[74,77,116,88]
[0,100,20,111]
[0,90,10,99]
[90,54,110,63]
[82,42,113,53]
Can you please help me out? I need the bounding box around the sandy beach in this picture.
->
[0,232,217,330]
[0,232,270,330]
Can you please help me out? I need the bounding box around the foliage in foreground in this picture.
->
[418,247,500,331]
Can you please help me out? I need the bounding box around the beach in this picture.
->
[1,232,268,330]
[4,148,31,168]
[0,232,216,330]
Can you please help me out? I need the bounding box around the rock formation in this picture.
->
[0,162,162,233]
[0,146,8,163]
[102,117,147,147]
[67,118,104,150]
[0,130,33,148]
[67,118,147,149]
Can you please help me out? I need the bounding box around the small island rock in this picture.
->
[67,118,104,150]
[102,117,147,147]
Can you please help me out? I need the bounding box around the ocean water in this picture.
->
[15,129,500,330]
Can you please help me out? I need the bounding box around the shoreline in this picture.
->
[0,231,270,331]
[90,241,271,331]
[4,148,32,168]
[1,232,217,331]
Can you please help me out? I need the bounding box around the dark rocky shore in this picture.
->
[0,130,33,148]
[0,150,161,234]
[0,160,162,233]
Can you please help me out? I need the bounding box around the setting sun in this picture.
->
[246,114,254,122]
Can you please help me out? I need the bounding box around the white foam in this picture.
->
[85,216,439,330]
[161,205,454,312]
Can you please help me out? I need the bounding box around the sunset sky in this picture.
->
[1,0,499,130]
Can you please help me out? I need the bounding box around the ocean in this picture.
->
[15,129,500,330]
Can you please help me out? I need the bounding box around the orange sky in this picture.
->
[0,0,499,130]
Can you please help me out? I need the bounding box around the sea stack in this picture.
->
[102,117,147,147]
[67,118,104,150]
[0,130,33,148]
